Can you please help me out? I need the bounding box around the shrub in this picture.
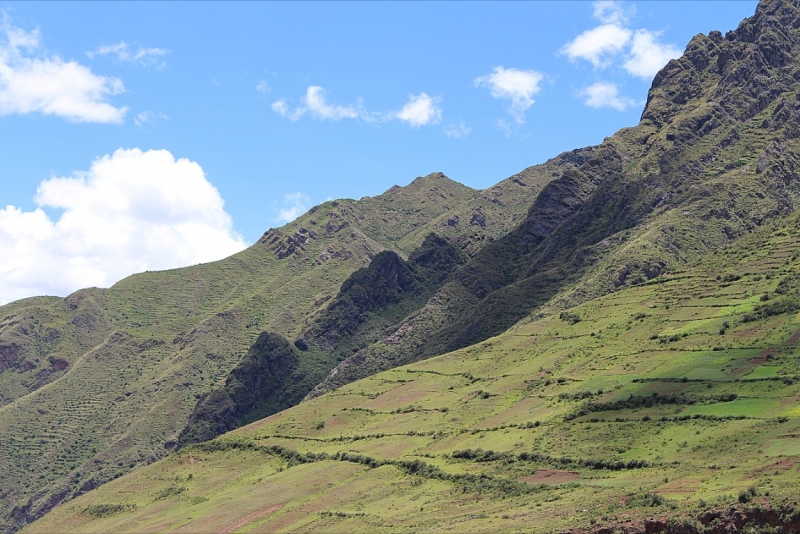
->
[559,311,581,324]
[83,504,137,518]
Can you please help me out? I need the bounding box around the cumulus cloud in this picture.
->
[580,82,637,111]
[275,192,311,224]
[562,1,682,110]
[87,41,167,68]
[623,29,682,79]
[0,148,247,304]
[561,24,632,68]
[0,19,127,123]
[394,93,441,127]
[475,66,544,124]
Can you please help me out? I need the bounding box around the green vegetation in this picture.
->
[10,1,800,532]
[24,206,800,533]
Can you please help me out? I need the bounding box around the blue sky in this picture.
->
[0,0,758,303]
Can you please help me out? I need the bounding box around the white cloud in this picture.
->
[271,98,295,119]
[561,24,632,68]
[623,29,682,79]
[443,120,471,139]
[580,82,637,111]
[304,86,359,120]
[255,80,270,94]
[272,86,359,121]
[134,110,168,127]
[475,66,544,124]
[394,93,441,127]
[272,86,443,128]
[593,0,633,25]
[561,1,682,110]
[0,19,127,123]
[275,192,311,224]
[0,148,247,304]
[88,41,167,68]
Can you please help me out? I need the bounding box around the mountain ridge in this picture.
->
[6,0,800,532]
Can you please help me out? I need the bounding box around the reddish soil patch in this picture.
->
[657,478,700,495]
[730,348,777,379]
[787,327,800,345]
[748,458,795,478]
[515,338,538,349]
[219,503,283,534]
[519,470,580,485]
[753,348,777,365]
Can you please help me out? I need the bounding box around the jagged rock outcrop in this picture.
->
[177,332,302,445]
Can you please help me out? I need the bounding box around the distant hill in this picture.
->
[6,0,800,532]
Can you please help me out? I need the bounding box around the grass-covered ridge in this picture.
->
[10,1,800,531]
[308,0,800,397]
[26,209,800,533]
[0,173,492,533]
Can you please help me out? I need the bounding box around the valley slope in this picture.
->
[27,195,800,534]
[6,0,800,532]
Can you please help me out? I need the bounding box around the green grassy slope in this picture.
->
[309,0,800,397]
[12,2,800,532]
[27,208,800,534]
[0,175,483,533]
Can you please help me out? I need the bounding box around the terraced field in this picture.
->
[26,212,800,533]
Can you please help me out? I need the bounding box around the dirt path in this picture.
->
[220,503,284,534]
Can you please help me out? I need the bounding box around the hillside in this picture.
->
[0,174,491,533]
[7,0,800,531]
[308,0,800,397]
[26,200,800,533]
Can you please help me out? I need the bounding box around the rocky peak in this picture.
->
[379,172,476,203]
[643,0,800,128]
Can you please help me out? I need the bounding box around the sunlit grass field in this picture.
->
[27,212,800,533]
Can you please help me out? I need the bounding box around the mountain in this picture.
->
[308,0,800,397]
[7,0,800,531]
[25,193,800,534]
[0,157,579,531]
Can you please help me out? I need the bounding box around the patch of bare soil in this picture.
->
[219,503,283,534]
[519,469,580,485]
[566,501,800,534]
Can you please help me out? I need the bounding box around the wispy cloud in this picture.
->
[593,0,633,26]
[134,110,168,127]
[271,86,443,128]
[275,192,311,224]
[88,41,167,68]
[443,120,471,139]
[0,18,127,123]
[475,66,544,124]
[272,86,358,121]
[580,81,637,111]
[255,80,270,94]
